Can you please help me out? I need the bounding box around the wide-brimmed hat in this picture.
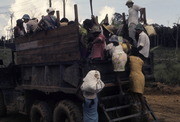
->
[103,24,114,34]
[83,91,97,99]
[46,7,55,14]
[126,0,134,5]
[135,23,144,31]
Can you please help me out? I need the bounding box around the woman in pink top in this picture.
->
[90,25,106,60]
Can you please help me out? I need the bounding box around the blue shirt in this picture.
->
[83,97,98,122]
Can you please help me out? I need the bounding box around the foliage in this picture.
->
[0,47,12,67]
[153,47,180,85]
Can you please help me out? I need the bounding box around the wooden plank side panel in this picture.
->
[15,24,81,65]
[16,41,79,56]
[15,24,79,44]
[16,39,80,64]
[16,52,80,64]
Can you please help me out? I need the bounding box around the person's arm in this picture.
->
[137,45,143,51]
[26,24,30,33]
[137,33,145,51]
[139,8,144,22]
[134,5,144,22]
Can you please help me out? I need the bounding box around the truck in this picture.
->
[0,4,157,122]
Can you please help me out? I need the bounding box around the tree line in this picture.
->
[150,24,180,48]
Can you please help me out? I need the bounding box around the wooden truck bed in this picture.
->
[14,24,80,65]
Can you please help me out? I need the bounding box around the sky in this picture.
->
[0,0,180,38]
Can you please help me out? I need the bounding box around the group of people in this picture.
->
[80,0,150,121]
[14,0,150,121]
[14,7,74,38]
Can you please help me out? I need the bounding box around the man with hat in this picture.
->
[135,23,150,61]
[126,0,143,47]
[43,7,58,29]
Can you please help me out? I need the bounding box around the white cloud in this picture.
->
[98,6,115,24]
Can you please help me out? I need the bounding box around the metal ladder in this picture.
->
[99,82,159,122]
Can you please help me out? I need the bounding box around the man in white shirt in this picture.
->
[135,24,150,61]
[126,0,143,46]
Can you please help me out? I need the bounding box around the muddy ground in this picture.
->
[0,82,179,122]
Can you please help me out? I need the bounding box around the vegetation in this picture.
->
[0,47,12,67]
[152,47,180,85]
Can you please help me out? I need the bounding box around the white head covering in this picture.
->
[46,7,55,14]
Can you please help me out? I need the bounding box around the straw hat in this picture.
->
[103,24,114,34]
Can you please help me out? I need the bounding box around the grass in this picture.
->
[152,46,180,85]
[0,47,13,67]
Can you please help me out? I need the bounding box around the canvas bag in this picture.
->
[81,70,105,93]
[144,24,157,36]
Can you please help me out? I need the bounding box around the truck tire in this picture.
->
[0,90,7,117]
[53,100,82,122]
[30,101,52,122]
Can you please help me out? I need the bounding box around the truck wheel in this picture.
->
[53,100,82,122]
[30,101,52,122]
[0,90,7,117]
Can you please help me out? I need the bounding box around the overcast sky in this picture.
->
[0,0,180,37]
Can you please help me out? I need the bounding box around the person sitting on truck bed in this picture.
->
[22,14,39,34]
[89,25,106,60]
[60,17,69,26]
[14,19,26,38]
[43,7,58,29]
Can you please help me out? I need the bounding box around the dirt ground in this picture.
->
[145,82,180,122]
[0,82,179,122]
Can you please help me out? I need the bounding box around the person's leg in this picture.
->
[128,23,137,46]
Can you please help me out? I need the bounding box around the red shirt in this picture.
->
[90,34,106,59]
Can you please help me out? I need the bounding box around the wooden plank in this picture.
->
[15,24,81,65]
[16,33,78,51]
[15,85,78,94]
[16,41,79,56]
[15,24,79,44]
[16,51,80,64]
